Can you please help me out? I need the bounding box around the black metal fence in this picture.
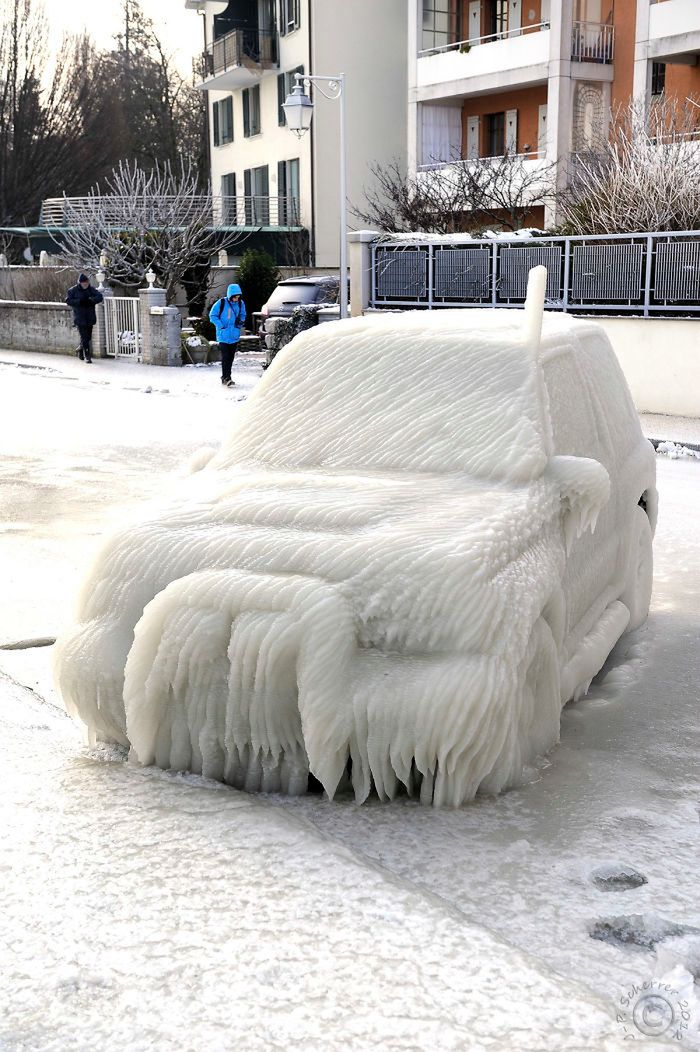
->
[370,231,700,316]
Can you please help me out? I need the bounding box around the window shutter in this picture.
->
[537,104,547,156]
[509,0,521,32]
[505,109,518,154]
[279,0,286,35]
[213,101,220,147]
[252,85,261,135]
[225,96,233,142]
[243,90,250,137]
[244,168,252,224]
[466,115,480,159]
[278,73,286,125]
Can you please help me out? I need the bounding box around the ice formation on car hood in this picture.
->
[55,270,651,806]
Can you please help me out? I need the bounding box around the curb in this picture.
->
[647,437,700,454]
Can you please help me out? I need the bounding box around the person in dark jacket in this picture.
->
[66,273,104,363]
[209,282,246,387]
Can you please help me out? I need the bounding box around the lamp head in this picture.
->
[283,82,313,138]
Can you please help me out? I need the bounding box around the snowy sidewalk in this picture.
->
[3,347,699,449]
[0,346,266,401]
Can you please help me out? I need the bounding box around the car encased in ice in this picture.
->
[56,269,656,806]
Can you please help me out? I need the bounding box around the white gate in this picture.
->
[104,296,142,360]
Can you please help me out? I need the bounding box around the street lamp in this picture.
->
[283,73,348,319]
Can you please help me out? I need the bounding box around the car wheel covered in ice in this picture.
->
[55,269,656,806]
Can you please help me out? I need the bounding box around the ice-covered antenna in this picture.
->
[523,265,547,348]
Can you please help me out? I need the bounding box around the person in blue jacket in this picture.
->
[209,283,246,388]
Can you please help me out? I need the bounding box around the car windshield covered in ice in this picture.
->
[219,310,549,482]
[56,275,657,808]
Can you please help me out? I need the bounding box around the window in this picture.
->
[242,85,261,137]
[278,66,305,126]
[277,158,300,224]
[421,0,459,51]
[221,172,237,225]
[485,112,505,157]
[651,62,666,96]
[244,165,270,224]
[212,96,233,147]
[279,0,300,35]
[486,0,508,38]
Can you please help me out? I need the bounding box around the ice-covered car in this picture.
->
[55,269,656,807]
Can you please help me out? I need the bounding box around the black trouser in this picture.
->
[220,341,238,382]
[77,323,94,359]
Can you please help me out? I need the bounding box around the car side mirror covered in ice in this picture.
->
[545,455,611,555]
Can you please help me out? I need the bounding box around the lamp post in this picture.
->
[283,73,348,319]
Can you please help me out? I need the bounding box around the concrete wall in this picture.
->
[0,300,78,355]
[595,317,700,419]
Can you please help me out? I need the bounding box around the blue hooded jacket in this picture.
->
[209,283,246,344]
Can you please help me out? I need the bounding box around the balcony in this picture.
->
[39,195,301,231]
[417,23,550,100]
[648,0,700,65]
[195,28,278,90]
[571,21,614,64]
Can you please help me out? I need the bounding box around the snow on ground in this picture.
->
[1,348,698,1050]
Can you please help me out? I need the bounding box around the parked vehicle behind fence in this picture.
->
[254,276,341,349]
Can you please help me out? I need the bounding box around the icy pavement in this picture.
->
[2,673,633,1052]
[1,349,698,1050]
[641,413,700,449]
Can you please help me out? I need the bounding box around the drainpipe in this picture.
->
[201,11,212,190]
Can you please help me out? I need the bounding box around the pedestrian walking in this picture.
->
[66,273,103,363]
[209,283,246,388]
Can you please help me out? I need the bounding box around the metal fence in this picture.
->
[104,297,141,360]
[370,231,700,316]
[571,21,614,63]
[40,195,301,230]
[198,28,278,80]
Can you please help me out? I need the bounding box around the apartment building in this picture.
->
[409,0,700,226]
[186,0,407,268]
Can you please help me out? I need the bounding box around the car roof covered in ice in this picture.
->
[216,309,593,484]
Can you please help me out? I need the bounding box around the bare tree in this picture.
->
[557,94,700,235]
[54,159,251,305]
[354,153,555,235]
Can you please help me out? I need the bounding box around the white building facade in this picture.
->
[186,0,408,268]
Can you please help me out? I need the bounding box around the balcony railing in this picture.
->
[571,21,614,64]
[418,150,544,171]
[419,21,549,58]
[196,27,278,81]
[39,195,301,229]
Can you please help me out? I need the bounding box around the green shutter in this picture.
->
[278,73,285,125]
[213,101,220,147]
[243,90,250,137]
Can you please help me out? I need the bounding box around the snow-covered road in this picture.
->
[1,350,698,1050]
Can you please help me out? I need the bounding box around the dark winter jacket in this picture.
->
[66,283,104,327]
[209,283,246,344]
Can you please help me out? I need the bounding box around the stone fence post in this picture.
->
[93,284,113,359]
[139,286,180,366]
[348,230,379,316]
